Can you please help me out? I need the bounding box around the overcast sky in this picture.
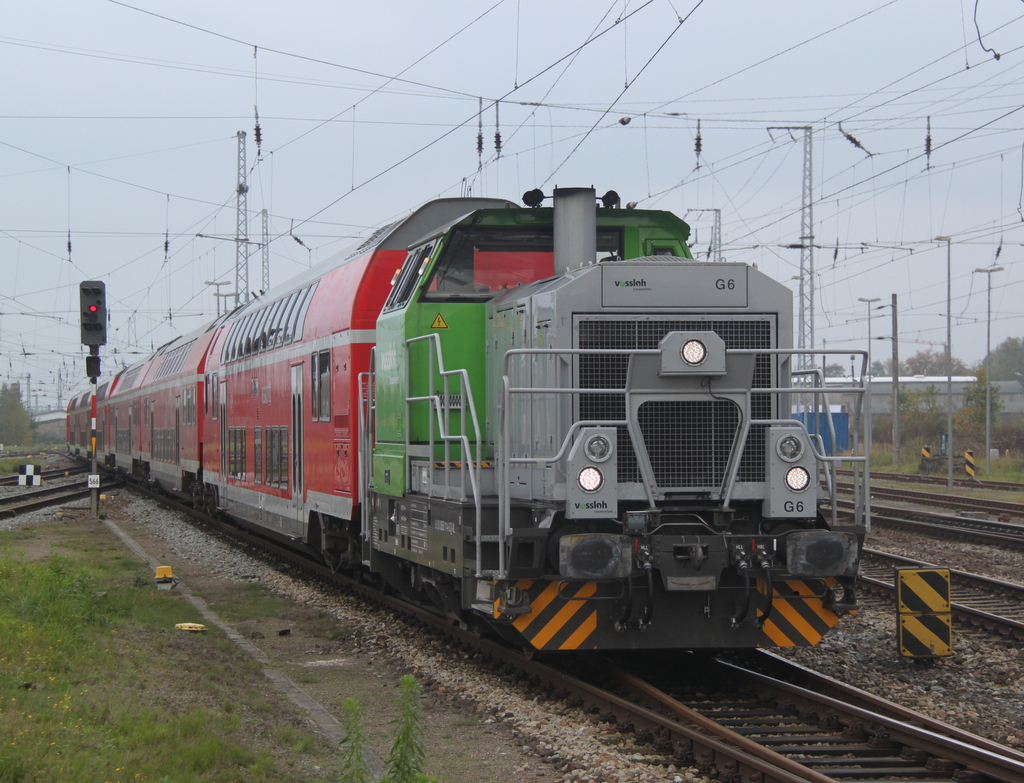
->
[3,0,1023,408]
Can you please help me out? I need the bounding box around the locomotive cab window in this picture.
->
[421,226,622,301]
[383,242,435,312]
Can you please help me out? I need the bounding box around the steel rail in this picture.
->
[0,466,88,486]
[838,468,1024,493]
[838,480,1024,519]
[0,479,124,518]
[861,548,1024,639]
[833,499,1024,549]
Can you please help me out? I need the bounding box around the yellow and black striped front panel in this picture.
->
[496,580,600,650]
[756,579,851,648]
[493,577,853,650]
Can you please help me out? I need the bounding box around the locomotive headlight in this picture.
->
[785,465,811,492]
[584,434,613,462]
[577,466,604,493]
[777,434,802,462]
[680,339,707,366]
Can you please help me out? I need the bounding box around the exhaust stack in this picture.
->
[553,187,596,271]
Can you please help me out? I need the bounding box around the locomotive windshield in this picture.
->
[421,226,622,300]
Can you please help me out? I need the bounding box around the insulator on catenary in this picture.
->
[694,119,702,169]
[925,116,932,169]
[254,107,263,158]
[839,122,872,156]
[494,100,502,158]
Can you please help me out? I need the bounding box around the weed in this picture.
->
[338,698,372,783]
[338,675,438,783]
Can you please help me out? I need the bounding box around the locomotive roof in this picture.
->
[402,202,694,248]
[219,196,517,326]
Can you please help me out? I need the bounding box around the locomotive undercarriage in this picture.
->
[363,486,859,650]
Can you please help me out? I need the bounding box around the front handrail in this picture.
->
[497,347,870,574]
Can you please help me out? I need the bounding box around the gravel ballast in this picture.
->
[5,481,1022,780]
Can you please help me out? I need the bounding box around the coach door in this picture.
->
[174,396,181,465]
[290,364,304,536]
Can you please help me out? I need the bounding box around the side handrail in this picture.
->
[357,355,376,562]
[406,333,484,574]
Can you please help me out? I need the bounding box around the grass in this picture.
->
[869,443,1024,483]
[0,523,338,783]
[0,457,31,475]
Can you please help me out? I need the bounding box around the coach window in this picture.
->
[279,426,289,489]
[279,291,300,344]
[311,354,319,420]
[253,304,273,354]
[254,426,263,484]
[267,299,287,349]
[262,299,284,350]
[242,312,259,357]
[290,284,314,344]
[211,374,219,420]
[311,350,330,422]
[235,316,250,360]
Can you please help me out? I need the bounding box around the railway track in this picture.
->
[596,651,1024,783]
[0,477,122,518]
[839,480,1024,521]
[838,468,1024,493]
[861,548,1024,640]
[113,477,1024,783]
[834,498,1024,550]
[0,465,88,486]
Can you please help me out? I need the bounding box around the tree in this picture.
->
[954,367,1001,444]
[903,349,971,376]
[985,336,1024,382]
[824,363,847,378]
[0,384,32,446]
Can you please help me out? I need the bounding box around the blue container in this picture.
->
[792,411,849,454]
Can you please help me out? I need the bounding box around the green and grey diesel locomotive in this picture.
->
[364,186,866,650]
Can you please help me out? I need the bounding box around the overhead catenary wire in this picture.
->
[8,2,1024,404]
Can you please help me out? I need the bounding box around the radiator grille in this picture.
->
[638,400,739,487]
[577,318,773,487]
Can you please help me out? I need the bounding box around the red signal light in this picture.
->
[89,305,98,312]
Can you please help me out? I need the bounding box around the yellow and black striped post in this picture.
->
[896,568,952,658]
[965,450,975,479]
[921,445,932,459]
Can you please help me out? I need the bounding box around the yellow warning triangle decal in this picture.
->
[430,313,449,329]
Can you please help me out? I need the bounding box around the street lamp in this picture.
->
[858,297,881,376]
[974,265,1004,474]
[205,280,232,318]
[935,236,953,488]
